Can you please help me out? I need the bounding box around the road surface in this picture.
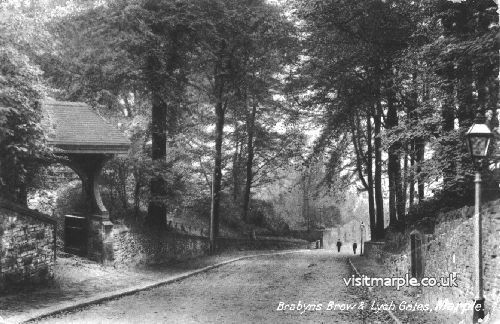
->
[36,250,393,324]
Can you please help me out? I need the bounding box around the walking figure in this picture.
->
[336,240,342,253]
[353,242,358,255]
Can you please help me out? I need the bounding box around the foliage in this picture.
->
[39,0,301,230]
[4,0,499,238]
[101,149,187,222]
[0,6,52,203]
[260,160,346,231]
[290,0,500,234]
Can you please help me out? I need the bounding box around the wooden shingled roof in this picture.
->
[42,99,130,154]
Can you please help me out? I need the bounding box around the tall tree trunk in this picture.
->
[232,130,241,202]
[301,172,310,231]
[407,72,418,208]
[374,100,384,240]
[366,114,376,240]
[395,156,405,228]
[386,72,398,229]
[145,33,183,227]
[211,54,226,237]
[387,108,404,228]
[416,142,425,202]
[409,141,415,207]
[387,74,405,228]
[416,80,429,202]
[403,146,408,209]
[212,106,225,238]
[441,65,456,191]
[133,175,141,220]
[351,111,375,240]
[388,164,396,227]
[147,87,167,227]
[242,100,257,223]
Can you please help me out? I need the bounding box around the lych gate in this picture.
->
[43,99,130,262]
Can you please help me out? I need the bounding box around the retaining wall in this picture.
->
[420,201,500,319]
[372,199,500,320]
[363,241,386,261]
[0,200,56,291]
[112,225,309,268]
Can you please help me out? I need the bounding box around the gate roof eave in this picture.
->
[42,99,130,155]
[50,142,130,155]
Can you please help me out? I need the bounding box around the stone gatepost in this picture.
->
[64,154,115,263]
[88,216,114,264]
[410,230,423,278]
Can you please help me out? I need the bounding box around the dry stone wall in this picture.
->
[373,200,500,320]
[0,200,56,291]
[112,225,210,267]
[111,225,308,268]
[420,201,500,318]
[364,241,386,261]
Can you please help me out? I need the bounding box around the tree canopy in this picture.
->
[1,0,499,238]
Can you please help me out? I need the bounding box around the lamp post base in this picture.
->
[473,298,485,323]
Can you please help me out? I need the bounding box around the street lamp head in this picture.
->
[466,115,493,159]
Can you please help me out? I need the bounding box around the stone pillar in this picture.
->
[87,215,114,264]
[61,153,115,263]
[66,154,111,218]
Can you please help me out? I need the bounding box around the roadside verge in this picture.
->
[5,249,308,324]
[347,257,402,324]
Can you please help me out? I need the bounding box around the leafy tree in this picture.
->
[0,4,51,204]
[388,0,498,205]
[291,0,499,238]
[43,0,301,236]
[45,0,203,227]
[291,0,416,238]
[186,0,300,235]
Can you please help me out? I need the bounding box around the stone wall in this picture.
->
[216,236,309,252]
[363,241,387,261]
[0,200,56,291]
[420,201,500,318]
[112,226,210,267]
[111,225,308,268]
[376,199,500,320]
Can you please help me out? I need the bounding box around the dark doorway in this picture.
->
[64,214,88,256]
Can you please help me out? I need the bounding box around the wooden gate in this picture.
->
[64,214,87,256]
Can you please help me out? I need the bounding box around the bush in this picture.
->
[53,181,87,216]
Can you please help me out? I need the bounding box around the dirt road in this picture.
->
[36,250,393,324]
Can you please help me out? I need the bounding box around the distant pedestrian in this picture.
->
[336,240,342,253]
[353,242,358,254]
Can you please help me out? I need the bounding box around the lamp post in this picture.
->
[465,114,493,323]
[360,222,365,256]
